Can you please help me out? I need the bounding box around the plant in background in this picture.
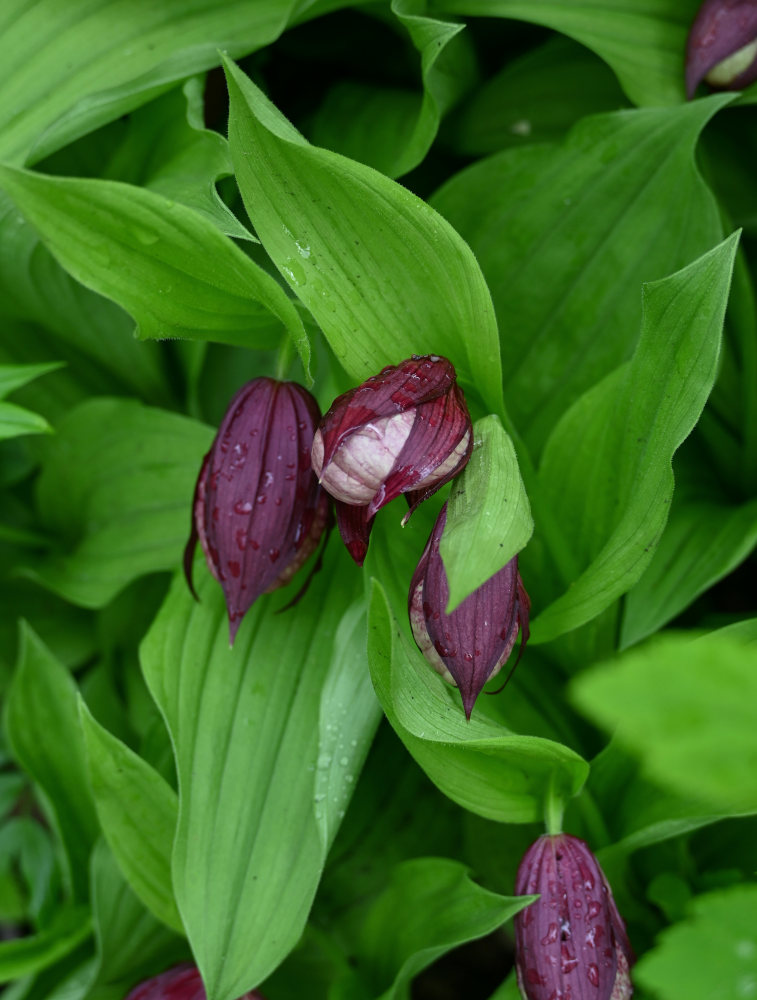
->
[0,3,756,1000]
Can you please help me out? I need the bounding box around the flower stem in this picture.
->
[544,773,565,835]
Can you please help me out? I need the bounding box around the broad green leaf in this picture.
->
[572,632,757,813]
[28,398,213,608]
[451,36,627,156]
[431,97,730,454]
[634,885,757,1000]
[431,0,700,106]
[0,194,172,411]
[440,415,533,612]
[0,363,63,399]
[0,0,297,166]
[367,579,588,823]
[101,78,254,242]
[532,233,739,644]
[0,166,310,369]
[0,908,92,985]
[223,57,504,415]
[79,704,182,934]
[0,818,58,926]
[141,545,373,1000]
[0,401,51,440]
[4,623,99,900]
[310,0,475,178]
[621,496,757,647]
[351,858,532,999]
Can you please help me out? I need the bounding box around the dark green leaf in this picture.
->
[79,703,182,934]
[0,908,92,985]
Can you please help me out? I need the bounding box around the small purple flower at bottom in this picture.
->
[408,502,529,719]
[514,835,634,1000]
[312,355,472,565]
[686,0,757,98]
[124,964,266,1000]
[185,378,330,643]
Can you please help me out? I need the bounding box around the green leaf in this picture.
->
[0,908,92,985]
[101,78,254,242]
[621,496,757,647]
[0,166,310,370]
[310,0,475,178]
[634,885,757,1000]
[79,703,182,934]
[223,57,504,415]
[572,631,757,813]
[0,363,63,399]
[440,415,533,613]
[430,0,700,106]
[351,858,532,999]
[140,545,375,1000]
[90,841,186,995]
[451,36,628,156]
[431,97,730,454]
[4,623,99,900]
[0,401,51,440]
[0,0,298,166]
[532,232,740,644]
[28,398,213,608]
[367,579,588,824]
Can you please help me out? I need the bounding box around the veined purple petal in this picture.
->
[335,500,374,567]
[408,503,529,719]
[125,965,266,1000]
[184,378,328,642]
[514,835,634,1000]
[686,0,757,98]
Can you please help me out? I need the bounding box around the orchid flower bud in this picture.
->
[184,378,330,643]
[686,0,757,98]
[125,964,266,1000]
[408,502,529,719]
[514,834,634,1000]
[311,355,472,565]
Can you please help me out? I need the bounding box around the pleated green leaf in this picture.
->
[432,97,731,454]
[367,579,588,823]
[79,704,183,934]
[4,623,99,900]
[0,166,310,368]
[532,233,739,643]
[0,0,297,166]
[224,57,503,415]
[440,415,533,613]
[28,398,213,608]
[140,546,376,1000]
[430,0,700,106]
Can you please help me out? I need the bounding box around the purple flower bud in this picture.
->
[514,835,634,1000]
[686,0,757,98]
[185,378,330,642]
[125,964,266,1000]
[408,502,529,720]
[311,355,472,565]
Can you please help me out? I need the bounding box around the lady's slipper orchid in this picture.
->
[514,835,634,1000]
[185,378,329,642]
[125,964,266,1000]
[686,0,757,98]
[408,502,529,719]
[312,354,472,565]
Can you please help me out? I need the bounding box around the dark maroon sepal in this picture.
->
[125,964,266,1000]
[686,0,757,98]
[408,503,529,720]
[186,378,327,643]
[317,355,457,470]
[335,501,374,566]
[514,835,634,1000]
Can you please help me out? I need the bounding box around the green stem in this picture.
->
[544,773,565,835]
[275,334,296,381]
